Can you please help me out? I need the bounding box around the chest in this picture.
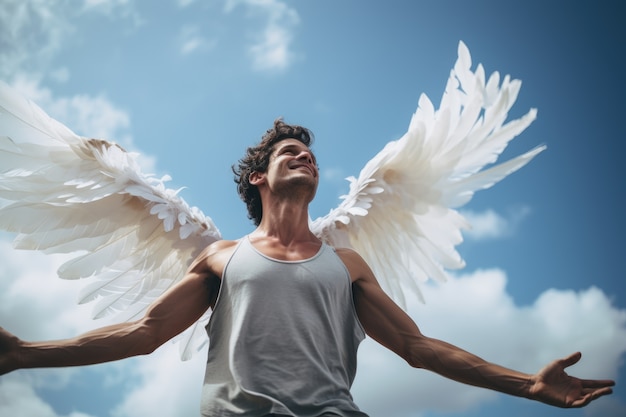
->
[224,241,352,307]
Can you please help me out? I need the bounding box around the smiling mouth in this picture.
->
[291,164,316,176]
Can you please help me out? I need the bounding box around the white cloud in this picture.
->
[461,206,531,240]
[9,0,305,74]
[0,6,141,184]
[178,25,216,55]
[0,0,73,81]
[0,374,97,417]
[81,0,141,25]
[0,234,116,412]
[249,23,295,71]
[111,346,206,417]
[83,0,130,11]
[176,0,196,7]
[225,0,300,72]
[0,0,140,83]
[321,166,346,182]
[0,238,96,340]
[181,36,204,55]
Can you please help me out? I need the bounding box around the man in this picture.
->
[0,120,615,416]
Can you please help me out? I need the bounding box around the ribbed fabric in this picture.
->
[200,237,368,417]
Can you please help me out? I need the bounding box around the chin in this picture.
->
[281,177,318,199]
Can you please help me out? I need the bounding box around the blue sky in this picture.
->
[0,1,625,417]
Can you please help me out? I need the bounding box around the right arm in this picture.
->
[0,241,227,375]
[340,248,614,408]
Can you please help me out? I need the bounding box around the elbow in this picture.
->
[130,320,166,356]
[402,335,431,370]
[405,352,426,370]
[137,334,160,356]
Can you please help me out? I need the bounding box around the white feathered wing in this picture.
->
[311,41,545,307]
[0,41,544,360]
[0,82,221,360]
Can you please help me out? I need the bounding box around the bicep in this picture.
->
[353,278,424,361]
[341,249,426,363]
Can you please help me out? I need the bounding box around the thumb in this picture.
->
[560,352,582,369]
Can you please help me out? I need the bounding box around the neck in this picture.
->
[253,200,315,245]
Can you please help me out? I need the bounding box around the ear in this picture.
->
[249,171,265,185]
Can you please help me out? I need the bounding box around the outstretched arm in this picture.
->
[0,244,221,375]
[339,249,615,408]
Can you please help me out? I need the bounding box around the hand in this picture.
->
[0,327,21,375]
[529,352,615,407]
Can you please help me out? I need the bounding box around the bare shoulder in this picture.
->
[333,247,374,283]
[204,239,240,257]
[333,247,361,262]
[191,239,240,278]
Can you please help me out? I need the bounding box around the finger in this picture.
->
[560,351,582,368]
[571,387,614,407]
[580,378,616,389]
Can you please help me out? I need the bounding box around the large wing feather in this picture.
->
[0,82,221,359]
[311,42,546,307]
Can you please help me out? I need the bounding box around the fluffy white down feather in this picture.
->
[0,41,544,359]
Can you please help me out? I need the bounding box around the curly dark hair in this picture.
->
[232,119,314,225]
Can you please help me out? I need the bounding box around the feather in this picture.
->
[0,81,221,359]
[311,41,545,307]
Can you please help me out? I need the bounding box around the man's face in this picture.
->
[264,138,319,197]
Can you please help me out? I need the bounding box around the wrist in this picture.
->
[525,374,538,400]
[522,375,535,400]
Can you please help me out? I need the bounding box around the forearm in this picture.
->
[17,320,157,370]
[408,336,532,398]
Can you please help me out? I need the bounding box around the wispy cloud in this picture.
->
[176,0,196,7]
[0,0,73,81]
[0,0,140,82]
[320,166,346,182]
[0,374,98,417]
[82,0,136,15]
[178,25,216,56]
[461,206,531,241]
[224,0,300,72]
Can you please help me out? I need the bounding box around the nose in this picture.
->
[296,150,314,164]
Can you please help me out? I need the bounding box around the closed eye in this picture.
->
[276,144,317,164]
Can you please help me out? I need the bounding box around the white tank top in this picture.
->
[200,237,368,416]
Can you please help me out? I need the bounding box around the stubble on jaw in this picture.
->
[274,173,318,203]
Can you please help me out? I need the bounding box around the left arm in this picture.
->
[337,248,614,407]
